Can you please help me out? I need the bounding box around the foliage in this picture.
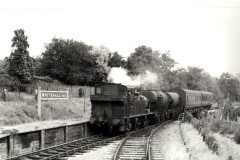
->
[33,76,53,83]
[219,73,240,101]
[185,112,194,122]
[108,51,126,68]
[168,67,220,97]
[90,45,111,83]
[33,56,44,76]
[0,59,12,88]
[126,45,177,90]
[210,119,237,134]
[8,29,34,83]
[188,114,219,154]
[186,67,209,90]
[234,128,240,144]
[168,68,189,89]
[235,107,240,117]
[127,45,159,75]
[0,59,28,92]
[221,101,238,122]
[205,135,219,153]
[40,38,101,85]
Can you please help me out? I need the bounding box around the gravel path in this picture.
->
[153,121,189,160]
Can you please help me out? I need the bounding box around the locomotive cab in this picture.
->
[90,83,127,126]
[90,83,151,132]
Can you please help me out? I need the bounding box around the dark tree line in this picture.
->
[1,29,240,101]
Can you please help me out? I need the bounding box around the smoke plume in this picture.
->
[107,67,158,86]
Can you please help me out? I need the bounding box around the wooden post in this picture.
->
[40,130,45,150]
[84,123,88,137]
[84,86,86,113]
[8,135,14,157]
[38,86,42,120]
[3,89,8,101]
[64,126,69,143]
[66,88,69,114]
[35,89,38,100]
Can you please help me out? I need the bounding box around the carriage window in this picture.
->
[96,87,101,94]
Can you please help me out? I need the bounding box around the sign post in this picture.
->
[38,86,42,120]
[37,87,69,120]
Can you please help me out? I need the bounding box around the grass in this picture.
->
[210,119,239,135]
[214,132,240,159]
[181,123,220,160]
[185,107,240,159]
[183,122,240,159]
[0,90,91,126]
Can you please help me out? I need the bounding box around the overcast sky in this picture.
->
[0,0,240,77]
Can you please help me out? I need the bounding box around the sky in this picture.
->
[0,0,240,77]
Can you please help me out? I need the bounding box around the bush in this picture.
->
[185,113,193,122]
[235,107,240,117]
[210,120,222,132]
[210,119,237,135]
[234,128,240,144]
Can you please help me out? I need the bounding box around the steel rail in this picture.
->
[113,124,158,160]
[112,131,134,160]
[147,120,172,160]
[6,134,125,160]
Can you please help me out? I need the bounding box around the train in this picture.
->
[89,83,214,132]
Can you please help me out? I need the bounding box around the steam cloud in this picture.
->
[107,67,158,86]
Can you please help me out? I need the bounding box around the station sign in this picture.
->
[37,87,69,120]
[41,91,68,100]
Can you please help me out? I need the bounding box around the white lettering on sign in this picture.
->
[41,91,68,100]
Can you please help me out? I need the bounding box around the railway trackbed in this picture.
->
[6,134,125,160]
[113,120,171,160]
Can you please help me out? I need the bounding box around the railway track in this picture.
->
[113,121,171,160]
[6,134,125,160]
[147,121,172,160]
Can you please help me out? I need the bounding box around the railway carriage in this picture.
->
[170,89,214,113]
[201,91,214,108]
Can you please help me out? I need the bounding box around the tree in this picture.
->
[41,38,93,85]
[108,52,126,68]
[218,73,240,101]
[168,66,220,98]
[41,38,110,85]
[90,45,111,83]
[126,45,163,75]
[8,29,34,83]
[167,67,188,89]
[126,46,177,90]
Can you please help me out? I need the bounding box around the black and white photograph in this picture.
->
[0,0,240,159]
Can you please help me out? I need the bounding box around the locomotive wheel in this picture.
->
[126,121,132,131]
[134,118,140,130]
[110,125,120,133]
[143,119,149,127]
[155,116,160,124]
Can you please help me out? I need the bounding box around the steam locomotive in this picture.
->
[89,83,213,132]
